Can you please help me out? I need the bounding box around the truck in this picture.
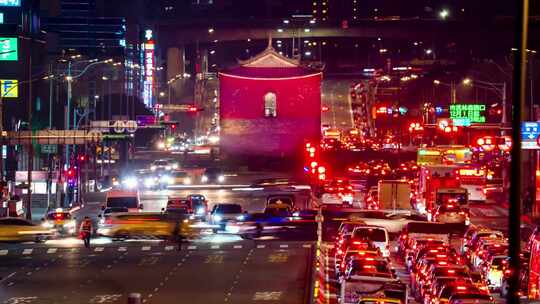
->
[378,180,411,210]
[416,165,468,214]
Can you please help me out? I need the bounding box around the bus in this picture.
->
[456,167,487,202]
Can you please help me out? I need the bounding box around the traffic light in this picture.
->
[78,155,87,162]
[171,124,177,130]
[188,106,198,112]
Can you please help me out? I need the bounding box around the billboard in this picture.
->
[0,79,17,98]
[0,0,20,6]
[143,41,155,107]
[0,37,17,61]
[449,104,486,124]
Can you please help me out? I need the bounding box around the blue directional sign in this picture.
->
[522,122,540,141]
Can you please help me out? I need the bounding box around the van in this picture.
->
[104,190,141,212]
[351,225,390,257]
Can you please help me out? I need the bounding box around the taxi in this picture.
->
[358,297,402,304]
[97,212,195,239]
[41,208,77,235]
[0,217,53,242]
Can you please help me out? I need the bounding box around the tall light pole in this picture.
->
[462,78,507,128]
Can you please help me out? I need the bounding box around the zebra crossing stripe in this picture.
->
[302,244,312,248]
[279,244,289,248]
[22,249,33,255]
[257,245,266,249]
[47,248,57,254]
[0,249,8,256]
[187,246,197,250]
[164,246,174,251]
[94,247,104,252]
[142,246,151,251]
[118,247,127,252]
[233,245,242,249]
[210,245,220,250]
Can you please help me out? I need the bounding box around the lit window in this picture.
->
[264,92,277,117]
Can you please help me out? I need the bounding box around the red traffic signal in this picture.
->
[171,124,177,130]
[188,106,198,112]
[78,155,87,162]
[66,168,75,178]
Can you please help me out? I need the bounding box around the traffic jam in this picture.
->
[307,126,527,304]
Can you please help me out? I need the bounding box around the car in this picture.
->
[448,292,494,304]
[344,258,394,281]
[41,208,77,235]
[433,283,483,304]
[187,194,209,218]
[167,171,192,185]
[431,204,470,225]
[150,159,178,172]
[201,167,225,183]
[209,203,245,231]
[97,212,194,239]
[0,217,53,242]
[351,226,390,257]
[98,207,129,225]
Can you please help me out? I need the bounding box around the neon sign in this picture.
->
[449,104,486,124]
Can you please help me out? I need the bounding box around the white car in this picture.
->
[351,226,390,257]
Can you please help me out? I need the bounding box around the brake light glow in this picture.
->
[447,269,456,273]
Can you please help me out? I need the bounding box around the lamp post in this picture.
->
[433,79,457,103]
[462,78,507,127]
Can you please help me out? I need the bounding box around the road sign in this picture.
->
[125,120,137,133]
[522,122,540,140]
[5,130,102,145]
[112,120,125,133]
[0,37,17,61]
[41,144,58,154]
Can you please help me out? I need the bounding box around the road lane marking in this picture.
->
[118,247,127,252]
[256,245,266,249]
[138,256,159,266]
[302,244,312,248]
[279,244,289,248]
[268,253,288,263]
[210,245,220,249]
[204,255,224,264]
[0,249,8,256]
[187,245,197,250]
[47,248,57,254]
[0,272,16,283]
[252,291,282,301]
[89,294,122,304]
[142,246,151,251]
[233,245,242,249]
[22,249,33,255]
[164,246,174,251]
[94,247,104,252]
[3,296,38,304]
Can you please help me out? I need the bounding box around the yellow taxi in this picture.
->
[96,212,196,239]
[358,297,402,304]
[0,217,53,242]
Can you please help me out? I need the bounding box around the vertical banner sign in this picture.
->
[0,79,17,98]
[143,41,155,108]
[0,37,17,61]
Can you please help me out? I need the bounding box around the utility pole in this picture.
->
[508,0,529,303]
[26,49,33,221]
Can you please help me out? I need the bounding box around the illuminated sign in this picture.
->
[449,104,486,123]
[0,79,18,98]
[143,41,155,107]
[0,0,20,6]
[0,37,17,61]
[0,13,4,24]
[458,169,485,177]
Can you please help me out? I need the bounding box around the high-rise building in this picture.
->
[42,0,126,57]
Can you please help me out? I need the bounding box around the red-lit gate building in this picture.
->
[218,45,322,162]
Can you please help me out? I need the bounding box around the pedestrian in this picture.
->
[172,218,183,251]
[79,216,93,248]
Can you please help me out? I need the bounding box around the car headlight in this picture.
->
[165,165,172,170]
[160,175,171,183]
[196,207,205,215]
[157,142,165,149]
[123,177,138,189]
[184,178,192,185]
[42,221,54,228]
[201,175,208,183]
[236,215,245,221]
[144,177,156,187]
[172,163,179,169]
[150,165,157,171]
[218,175,225,183]
[112,180,120,186]
[213,215,222,222]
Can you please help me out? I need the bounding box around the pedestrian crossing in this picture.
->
[0,242,314,257]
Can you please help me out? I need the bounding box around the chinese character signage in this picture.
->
[0,79,18,98]
[0,37,17,61]
[449,104,486,123]
[143,41,155,107]
[0,0,20,6]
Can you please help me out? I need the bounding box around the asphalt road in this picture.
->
[0,240,313,304]
[322,79,355,131]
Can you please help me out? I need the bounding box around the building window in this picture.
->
[264,92,277,117]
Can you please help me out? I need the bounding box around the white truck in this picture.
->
[378,180,411,210]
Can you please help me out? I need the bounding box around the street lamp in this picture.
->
[462,78,507,127]
[439,9,450,19]
[462,78,472,85]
